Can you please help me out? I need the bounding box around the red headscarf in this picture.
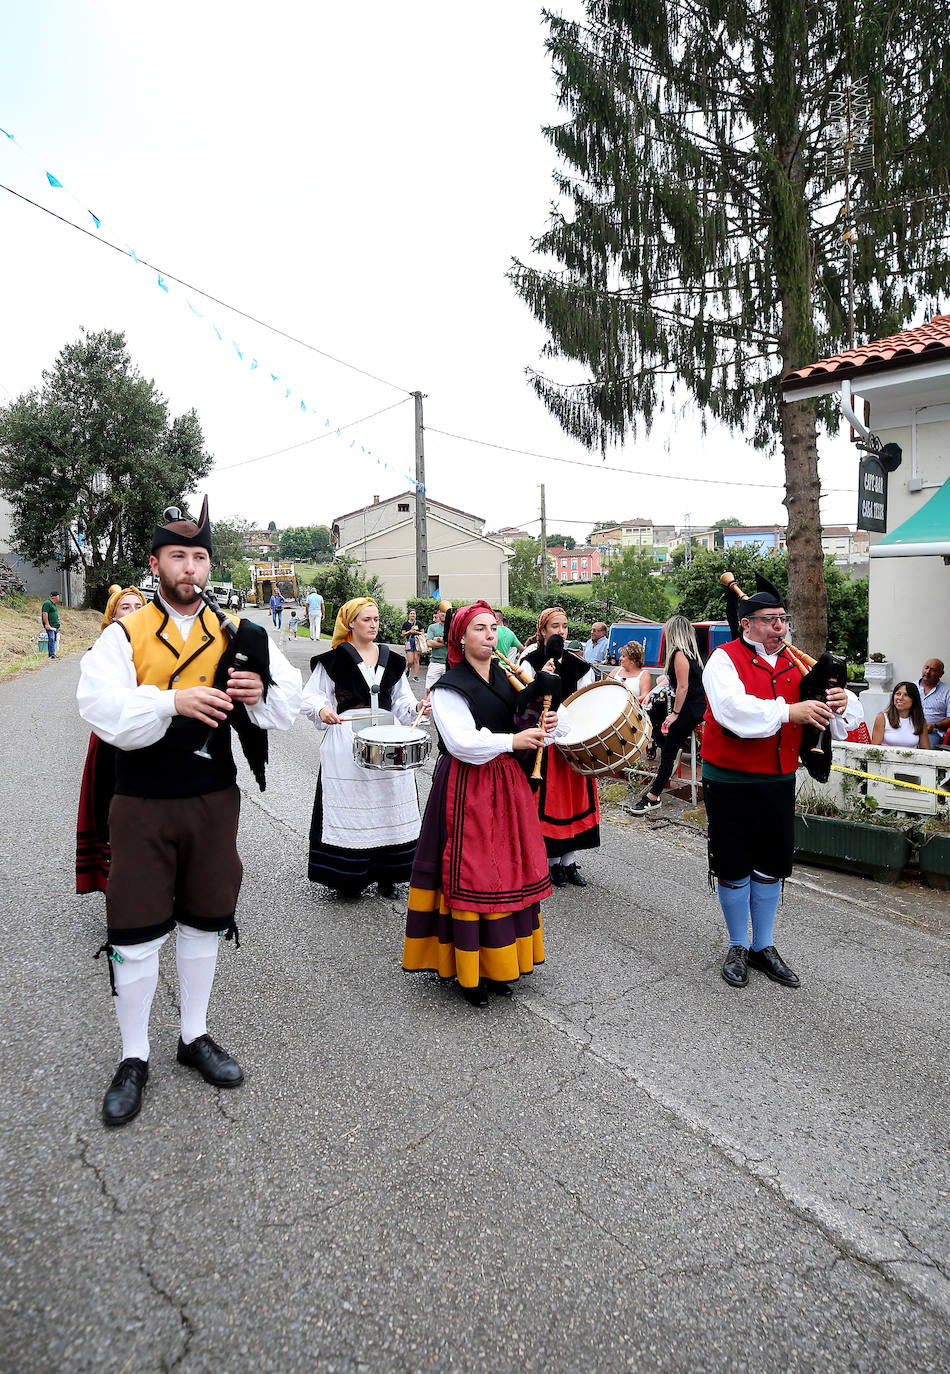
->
[447,600,496,667]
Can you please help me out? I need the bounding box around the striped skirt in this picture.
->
[403,752,549,989]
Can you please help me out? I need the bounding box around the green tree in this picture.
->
[279,524,334,563]
[0,329,211,606]
[546,532,577,549]
[602,549,670,620]
[267,520,277,532]
[508,538,544,605]
[211,518,252,580]
[511,2,950,656]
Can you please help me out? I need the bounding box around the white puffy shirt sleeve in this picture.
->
[247,636,302,731]
[300,662,336,731]
[391,671,421,727]
[702,648,789,738]
[830,689,864,738]
[77,624,179,749]
[431,688,513,764]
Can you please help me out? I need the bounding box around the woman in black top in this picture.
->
[629,615,706,814]
[400,607,422,681]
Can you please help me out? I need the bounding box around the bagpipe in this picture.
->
[192,583,275,791]
[492,640,561,782]
[721,573,846,784]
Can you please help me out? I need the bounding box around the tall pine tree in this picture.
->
[511,0,950,653]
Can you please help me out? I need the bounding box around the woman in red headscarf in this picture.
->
[518,607,600,888]
[402,602,564,1007]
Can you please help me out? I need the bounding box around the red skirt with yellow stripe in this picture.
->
[403,751,550,989]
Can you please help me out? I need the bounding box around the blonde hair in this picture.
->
[663,615,701,673]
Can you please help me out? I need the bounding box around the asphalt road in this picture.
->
[1,615,949,1373]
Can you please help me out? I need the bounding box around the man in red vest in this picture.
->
[701,573,861,990]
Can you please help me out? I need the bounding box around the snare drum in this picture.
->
[556,680,652,777]
[353,725,431,772]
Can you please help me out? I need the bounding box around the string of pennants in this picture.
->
[0,125,423,491]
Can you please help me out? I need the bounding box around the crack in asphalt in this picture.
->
[515,991,950,1326]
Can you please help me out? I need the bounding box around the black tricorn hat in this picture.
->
[727,571,785,638]
[152,496,212,554]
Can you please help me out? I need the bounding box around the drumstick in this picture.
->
[531,694,553,781]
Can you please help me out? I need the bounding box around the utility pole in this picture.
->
[540,483,547,590]
[413,391,428,598]
[684,511,692,569]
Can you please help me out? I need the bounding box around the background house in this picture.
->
[546,545,603,583]
[332,494,510,606]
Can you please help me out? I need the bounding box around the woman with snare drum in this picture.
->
[402,602,563,1007]
[518,607,599,889]
[628,615,706,815]
[302,598,428,900]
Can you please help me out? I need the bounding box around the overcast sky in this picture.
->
[1,1,863,541]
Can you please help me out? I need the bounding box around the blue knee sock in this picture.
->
[750,874,781,951]
[717,877,751,947]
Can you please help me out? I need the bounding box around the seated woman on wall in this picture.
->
[610,640,652,701]
[75,585,148,894]
[871,681,931,750]
[402,601,564,1007]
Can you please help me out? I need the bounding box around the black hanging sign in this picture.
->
[857,454,887,533]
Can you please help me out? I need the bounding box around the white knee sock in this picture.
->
[559,850,576,869]
[176,924,220,1046]
[112,934,167,1062]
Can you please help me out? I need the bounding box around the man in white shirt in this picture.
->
[306,589,325,641]
[77,499,301,1128]
[918,658,950,747]
[702,573,862,991]
[582,622,609,666]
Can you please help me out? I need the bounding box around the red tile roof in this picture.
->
[783,315,950,389]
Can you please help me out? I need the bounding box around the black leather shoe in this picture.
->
[377,881,399,900]
[461,981,489,1007]
[549,863,567,888]
[177,1034,244,1087]
[748,945,800,988]
[102,1057,148,1127]
[562,863,588,887]
[721,945,749,988]
[485,980,514,998]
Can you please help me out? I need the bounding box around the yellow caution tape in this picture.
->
[830,762,950,799]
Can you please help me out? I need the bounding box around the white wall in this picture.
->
[339,513,509,607]
[867,415,950,685]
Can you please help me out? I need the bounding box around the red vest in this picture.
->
[701,639,802,775]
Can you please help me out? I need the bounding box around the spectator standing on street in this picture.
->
[269,589,284,629]
[306,588,325,641]
[41,590,61,659]
[287,610,299,639]
[425,602,450,689]
[628,616,707,815]
[918,659,950,747]
[401,607,423,681]
[494,611,522,662]
[582,622,609,667]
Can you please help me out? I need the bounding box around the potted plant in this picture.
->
[863,652,894,688]
[795,794,914,883]
[917,821,950,891]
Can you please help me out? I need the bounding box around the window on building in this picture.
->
[398,503,410,513]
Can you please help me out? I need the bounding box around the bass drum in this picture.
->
[353,725,431,772]
[557,679,652,777]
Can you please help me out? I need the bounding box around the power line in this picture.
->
[215,398,411,471]
[0,179,413,395]
[425,423,856,494]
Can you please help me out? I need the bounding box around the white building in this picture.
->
[783,314,950,702]
[331,493,511,606]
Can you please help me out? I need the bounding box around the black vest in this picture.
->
[432,661,518,751]
[312,642,406,714]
